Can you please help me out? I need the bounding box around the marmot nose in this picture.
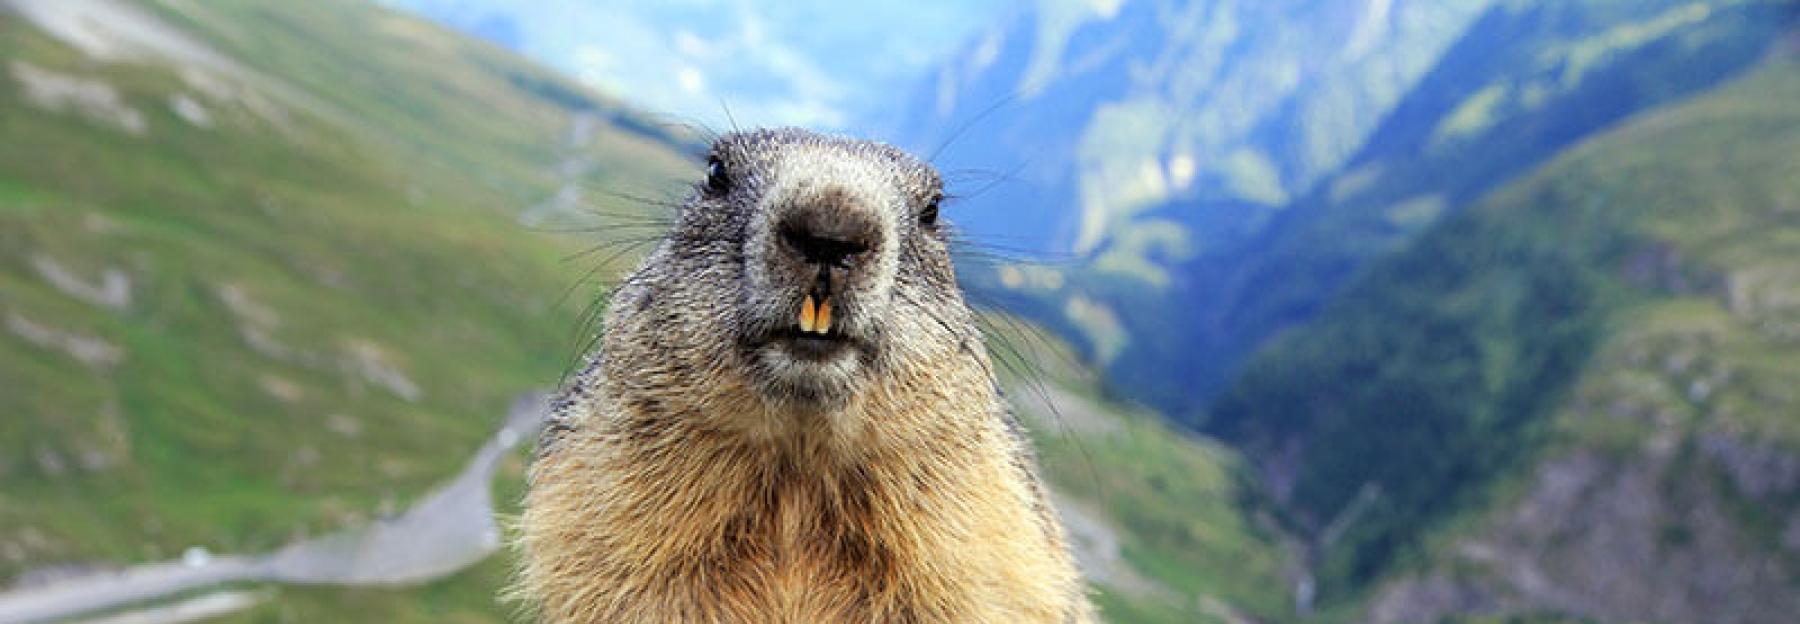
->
[782,225,868,267]
[778,210,875,268]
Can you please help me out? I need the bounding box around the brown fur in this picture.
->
[517,129,1092,623]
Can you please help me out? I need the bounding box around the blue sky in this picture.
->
[380,0,1014,130]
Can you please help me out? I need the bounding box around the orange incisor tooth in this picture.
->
[816,297,833,334]
[799,295,817,333]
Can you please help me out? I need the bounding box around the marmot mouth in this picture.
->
[774,325,851,361]
[741,293,866,366]
[778,292,855,361]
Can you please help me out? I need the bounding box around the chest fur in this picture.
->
[521,382,1085,622]
[715,466,916,619]
[526,433,1060,621]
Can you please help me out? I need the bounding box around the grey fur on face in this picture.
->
[639,128,965,410]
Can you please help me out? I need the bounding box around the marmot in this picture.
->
[517,128,1093,623]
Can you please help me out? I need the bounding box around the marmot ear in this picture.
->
[705,157,731,196]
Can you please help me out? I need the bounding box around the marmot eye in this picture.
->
[919,199,940,227]
[705,157,730,195]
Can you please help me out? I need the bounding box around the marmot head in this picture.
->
[641,128,968,411]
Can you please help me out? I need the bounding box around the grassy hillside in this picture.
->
[986,325,1296,623]
[0,0,691,618]
[1209,50,1800,620]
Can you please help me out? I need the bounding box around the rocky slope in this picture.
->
[1215,50,1800,622]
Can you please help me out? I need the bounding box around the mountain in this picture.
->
[895,0,1796,418]
[0,0,694,619]
[1212,48,1800,621]
[891,0,1496,250]
[1168,0,1795,416]
[895,1,1799,619]
[0,1,1287,621]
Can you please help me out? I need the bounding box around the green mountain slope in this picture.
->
[986,328,1296,623]
[0,0,692,618]
[1171,0,1794,414]
[1210,49,1800,621]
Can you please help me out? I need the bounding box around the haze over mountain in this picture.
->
[377,0,1010,130]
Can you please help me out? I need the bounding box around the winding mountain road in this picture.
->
[0,393,548,624]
